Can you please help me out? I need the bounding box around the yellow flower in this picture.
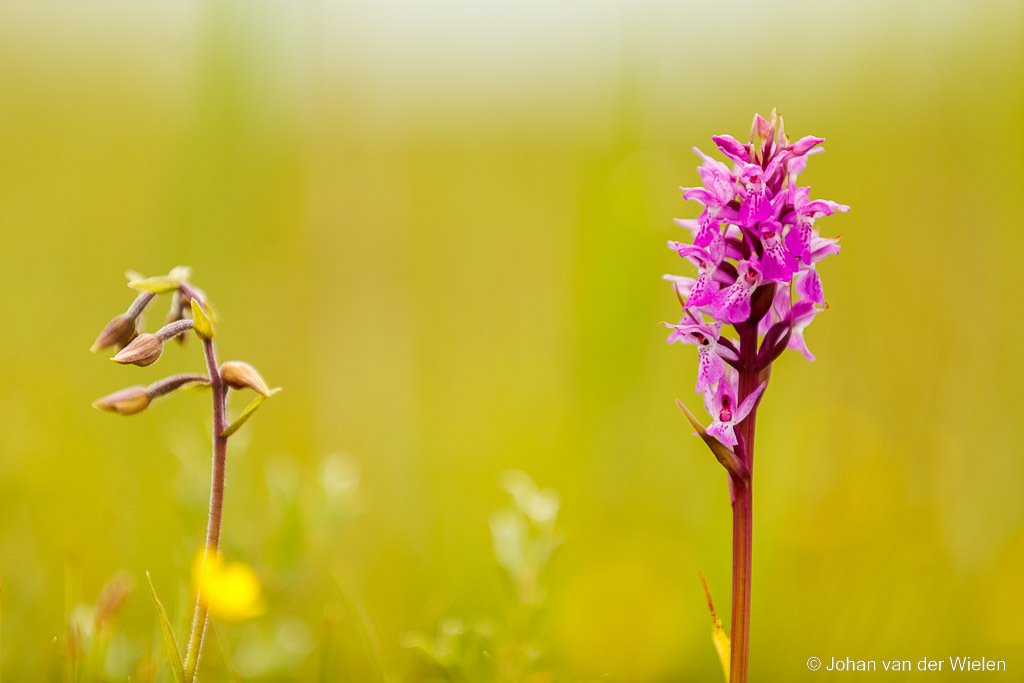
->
[191,549,265,622]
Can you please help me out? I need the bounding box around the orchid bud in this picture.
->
[91,314,137,353]
[220,361,271,396]
[91,291,157,352]
[93,385,151,415]
[112,333,163,367]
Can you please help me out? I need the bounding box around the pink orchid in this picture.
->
[711,134,750,166]
[758,287,824,361]
[712,258,763,323]
[667,242,722,309]
[736,155,785,228]
[661,112,847,683]
[758,219,798,283]
[783,186,849,263]
[786,299,823,361]
[663,318,738,394]
[702,373,767,447]
[680,148,739,263]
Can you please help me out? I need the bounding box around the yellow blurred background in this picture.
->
[1,0,1022,680]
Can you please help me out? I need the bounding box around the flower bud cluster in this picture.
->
[90,269,276,428]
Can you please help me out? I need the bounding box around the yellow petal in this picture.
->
[191,549,265,622]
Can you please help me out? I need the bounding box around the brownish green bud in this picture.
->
[91,291,156,352]
[220,361,271,396]
[93,386,151,415]
[91,314,137,353]
[111,333,163,367]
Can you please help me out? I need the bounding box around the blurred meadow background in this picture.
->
[1,0,1023,680]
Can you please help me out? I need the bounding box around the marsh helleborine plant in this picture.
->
[91,267,279,682]
[663,111,848,683]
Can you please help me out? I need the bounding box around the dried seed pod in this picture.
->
[93,386,151,415]
[112,333,163,367]
[220,361,271,396]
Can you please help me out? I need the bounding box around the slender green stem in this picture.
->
[183,333,228,682]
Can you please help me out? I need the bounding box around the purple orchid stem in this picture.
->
[664,111,848,683]
[730,321,761,683]
[180,283,227,682]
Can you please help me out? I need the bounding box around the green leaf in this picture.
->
[190,298,215,340]
[128,276,183,294]
[145,571,186,683]
[221,389,280,438]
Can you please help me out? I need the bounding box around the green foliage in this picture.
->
[221,390,281,438]
[145,573,186,683]
[403,470,562,683]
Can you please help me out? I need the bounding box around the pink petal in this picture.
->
[713,282,753,323]
[695,348,726,394]
[788,329,816,361]
[706,421,738,447]
[687,272,719,309]
[681,187,716,206]
[788,135,825,156]
[734,382,767,423]
[760,238,798,283]
[712,135,750,165]
[796,268,824,305]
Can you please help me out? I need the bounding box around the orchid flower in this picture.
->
[702,373,766,447]
[663,317,739,394]
[712,258,763,324]
[783,185,850,263]
[679,148,740,263]
[668,242,722,310]
[661,111,848,683]
[758,219,798,282]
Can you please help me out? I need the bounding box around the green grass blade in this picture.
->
[145,572,186,683]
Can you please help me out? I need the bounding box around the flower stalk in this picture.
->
[183,335,227,681]
[90,268,279,682]
[662,111,848,683]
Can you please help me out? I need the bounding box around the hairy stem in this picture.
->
[730,322,762,683]
[183,335,228,682]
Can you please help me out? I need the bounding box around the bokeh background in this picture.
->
[1,0,1023,680]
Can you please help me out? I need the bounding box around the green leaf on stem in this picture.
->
[676,400,748,482]
[221,389,281,438]
[145,571,186,683]
[190,298,215,340]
